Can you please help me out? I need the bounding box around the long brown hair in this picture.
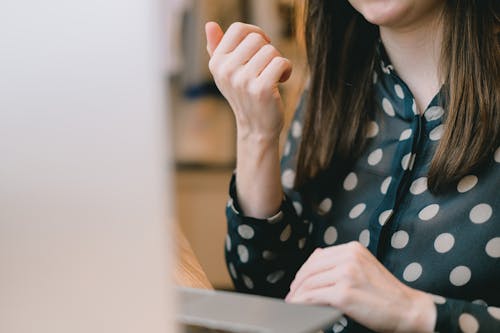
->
[295,0,500,193]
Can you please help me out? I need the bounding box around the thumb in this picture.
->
[205,21,224,57]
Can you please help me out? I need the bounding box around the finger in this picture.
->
[287,284,341,306]
[256,56,293,87]
[227,32,268,66]
[242,43,280,78]
[289,251,354,299]
[290,242,364,293]
[285,268,338,301]
[214,22,271,56]
[205,21,224,57]
[289,247,337,292]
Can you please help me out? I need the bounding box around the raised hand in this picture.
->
[205,21,292,141]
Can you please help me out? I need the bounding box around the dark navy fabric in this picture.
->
[224,44,500,332]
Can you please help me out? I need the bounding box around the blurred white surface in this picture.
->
[0,1,175,332]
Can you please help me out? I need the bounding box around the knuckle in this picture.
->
[247,81,263,96]
[208,58,218,73]
[274,56,287,67]
[311,247,323,259]
[261,43,277,55]
[348,240,363,253]
[247,32,264,43]
[229,22,245,34]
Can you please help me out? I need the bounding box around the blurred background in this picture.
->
[169,0,305,290]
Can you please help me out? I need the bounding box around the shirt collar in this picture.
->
[374,40,445,121]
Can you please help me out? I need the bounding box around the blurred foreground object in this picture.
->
[0,0,175,332]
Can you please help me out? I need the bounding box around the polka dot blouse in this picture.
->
[224,45,500,332]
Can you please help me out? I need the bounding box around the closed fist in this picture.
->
[205,21,292,141]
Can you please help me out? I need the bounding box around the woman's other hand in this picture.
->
[286,242,437,333]
[205,21,292,141]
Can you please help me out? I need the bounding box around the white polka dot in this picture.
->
[298,238,306,249]
[293,201,303,216]
[432,294,446,304]
[280,224,292,242]
[458,313,479,333]
[429,124,444,141]
[266,270,285,284]
[292,120,302,138]
[228,262,237,279]
[410,177,428,195]
[382,98,395,116]
[237,245,249,263]
[333,323,345,333]
[281,169,295,189]
[283,140,291,156]
[434,233,455,253]
[472,299,488,306]
[225,235,232,251]
[424,106,444,122]
[485,237,500,258]
[318,198,332,215]
[368,148,383,166]
[380,176,391,194]
[401,153,411,170]
[378,209,393,226]
[450,266,471,286]
[469,203,492,224]
[403,262,422,282]
[399,128,412,141]
[391,230,409,249]
[495,147,500,163]
[238,224,255,239]
[349,203,366,219]
[457,175,478,193]
[359,229,370,247]
[366,121,379,138]
[339,316,348,327]
[418,204,440,221]
[323,226,338,245]
[343,172,358,191]
[227,197,233,208]
[262,250,276,260]
[412,99,418,115]
[242,274,254,289]
[394,84,404,99]
[487,306,500,320]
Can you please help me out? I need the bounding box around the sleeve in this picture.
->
[224,94,313,299]
[432,295,500,332]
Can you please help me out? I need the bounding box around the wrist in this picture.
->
[237,128,281,144]
[236,130,280,158]
[399,289,436,333]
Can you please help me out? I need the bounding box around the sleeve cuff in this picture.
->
[227,173,286,224]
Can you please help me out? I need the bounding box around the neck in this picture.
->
[379,9,444,113]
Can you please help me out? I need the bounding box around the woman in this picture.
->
[205,0,499,332]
